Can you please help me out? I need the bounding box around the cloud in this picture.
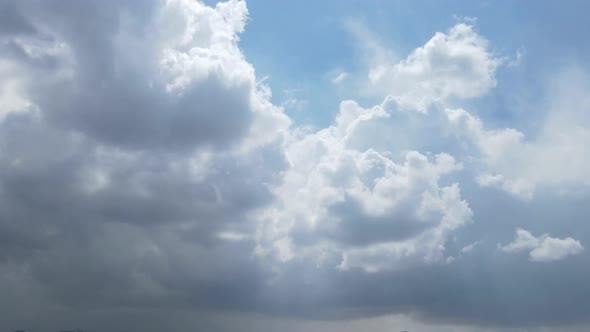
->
[4,0,289,151]
[475,172,534,200]
[368,23,501,108]
[500,228,584,262]
[346,22,590,201]
[248,20,590,327]
[446,68,590,199]
[255,98,472,273]
[507,47,525,67]
[460,241,481,254]
[281,90,309,113]
[331,71,349,84]
[0,0,289,321]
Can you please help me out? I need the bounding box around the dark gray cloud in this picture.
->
[0,1,287,330]
[6,0,256,151]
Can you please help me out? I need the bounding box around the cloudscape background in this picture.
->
[1,0,590,331]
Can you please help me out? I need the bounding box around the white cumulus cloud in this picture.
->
[256,99,473,273]
[369,23,501,109]
[499,229,584,262]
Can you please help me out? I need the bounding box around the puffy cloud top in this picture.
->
[256,99,473,273]
[500,228,584,262]
[369,23,501,108]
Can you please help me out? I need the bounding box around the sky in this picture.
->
[0,0,590,331]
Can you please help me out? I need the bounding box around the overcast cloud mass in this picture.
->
[1,1,590,331]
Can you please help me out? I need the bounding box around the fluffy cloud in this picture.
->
[500,228,584,262]
[369,23,501,108]
[362,66,590,202]
[355,21,590,200]
[256,99,473,273]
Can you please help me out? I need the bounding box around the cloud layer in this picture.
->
[0,1,589,331]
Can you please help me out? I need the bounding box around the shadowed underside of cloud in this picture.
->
[0,0,589,331]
